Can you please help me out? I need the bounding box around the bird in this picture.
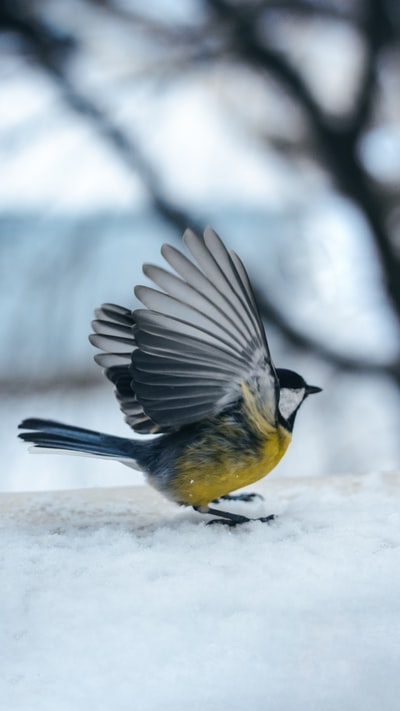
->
[18,228,321,525]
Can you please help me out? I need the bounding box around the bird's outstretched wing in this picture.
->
[89,304,160,433]
[90,228,279,432]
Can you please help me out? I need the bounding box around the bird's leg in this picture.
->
[212,492,264,504]
[193,505,275,527]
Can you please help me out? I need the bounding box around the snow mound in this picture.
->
[1,473,399,711]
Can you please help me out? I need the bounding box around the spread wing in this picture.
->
[90,228,278,431]
[89,303,161,433]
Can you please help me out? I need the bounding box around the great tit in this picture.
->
[19,228,321,525]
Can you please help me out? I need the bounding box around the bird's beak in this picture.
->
[306,384,322,395]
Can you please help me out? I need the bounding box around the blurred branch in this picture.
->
[256,1,356,21]
[83,1,229,76]
[0,1,201,236]
[0,1,76,66]
[84,0,208,45]
[252,284,400,382]
[1,0,399,385]
[208,0,400,324]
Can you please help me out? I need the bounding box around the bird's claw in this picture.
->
[212,492,264,504]
[206,513,275,527]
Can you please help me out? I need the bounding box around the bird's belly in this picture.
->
[171,425,291,507]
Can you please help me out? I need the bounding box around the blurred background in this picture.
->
[1,0,400,491]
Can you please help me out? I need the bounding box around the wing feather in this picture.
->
[134,309,248,363]
[142,262,254,346]
[89,304,165,434]
[134,287,249,352]
[90,230,278,431]
[135,330,241,372]
[131,229,277,427]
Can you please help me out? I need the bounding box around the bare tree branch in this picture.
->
[2,0,399,384]
[207,0,400,312]
[252,284,400,382]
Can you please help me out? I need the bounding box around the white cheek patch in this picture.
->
[278,388,305,420]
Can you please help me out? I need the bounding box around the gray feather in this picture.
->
[90,230,278,430]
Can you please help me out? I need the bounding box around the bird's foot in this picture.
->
[193,505,275,527]
[207,514,275,527]
[212,492,264,504]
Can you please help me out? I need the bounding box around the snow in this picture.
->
[1,473,399,711]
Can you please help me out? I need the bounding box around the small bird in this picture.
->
[19,228,321,525]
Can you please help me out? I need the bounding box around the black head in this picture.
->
[276,368,322,431]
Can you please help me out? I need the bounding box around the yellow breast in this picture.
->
[171,423,291,507]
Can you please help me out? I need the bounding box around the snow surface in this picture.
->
[1,473,399,711]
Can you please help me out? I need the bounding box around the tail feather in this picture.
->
[18,418,141,467]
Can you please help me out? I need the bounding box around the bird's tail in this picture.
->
[18,418,143,470]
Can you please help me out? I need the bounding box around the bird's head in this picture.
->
[276,368,322,432]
